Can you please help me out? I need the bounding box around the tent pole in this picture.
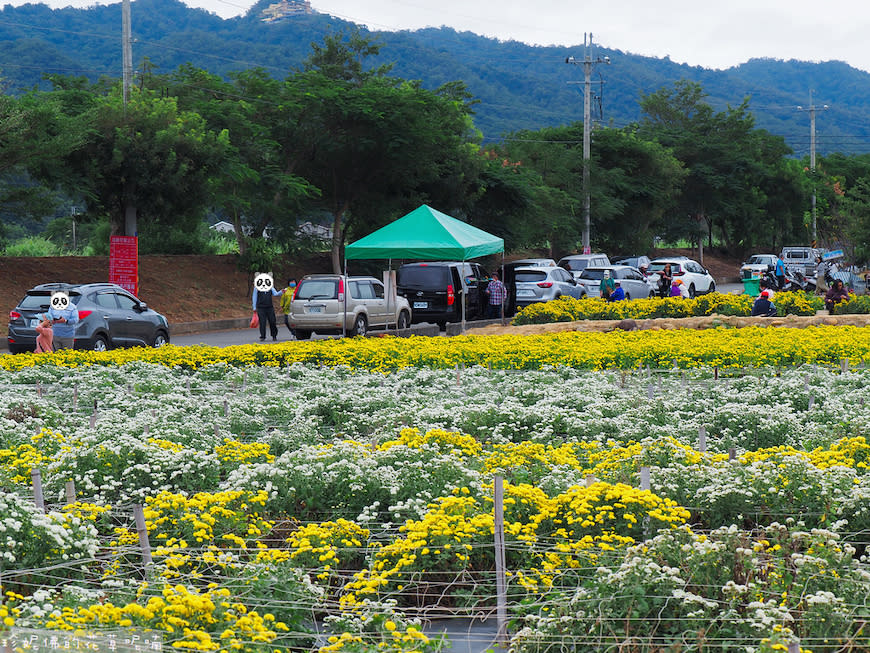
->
[500,251,506,325]
[461,258,466,334]
[388,258,393,331]
[342,259,347,338]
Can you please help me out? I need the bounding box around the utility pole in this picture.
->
[122,0,133,106]
[121,0,137,237]
[797,91,828,245]
[566,34,609,254]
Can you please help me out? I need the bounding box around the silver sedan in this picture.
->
[514,266,583,307]
[577,265,656,299]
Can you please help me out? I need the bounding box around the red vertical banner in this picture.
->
[109,235,139,297]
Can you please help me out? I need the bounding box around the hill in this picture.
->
[1,0,869,154]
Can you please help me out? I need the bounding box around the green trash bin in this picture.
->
[742,278,760,296]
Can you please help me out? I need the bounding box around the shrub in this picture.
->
[4,236,60,257]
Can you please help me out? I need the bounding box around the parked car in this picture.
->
[576,265,655,299]
[647,258,716,297]
[7,282,170,353]
[558,253,611,279]
[780,246,820,276]
[740,254,780,280]
[501,258,558,316]
[288,274,411,339]
[513,266,583,308]
[612,255,651,271]
[396,262,488,328]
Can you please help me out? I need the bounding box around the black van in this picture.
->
[396,262,488,328]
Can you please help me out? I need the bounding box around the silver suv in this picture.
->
[289,275,412,339]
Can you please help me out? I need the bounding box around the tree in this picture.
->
[163,64,317,256]
[57,86,230,247]
[841,177,870,262]
[492,124,685,256]
[282,31,481,272]
[638,80,804,255]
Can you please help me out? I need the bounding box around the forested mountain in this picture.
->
[1,0,869,155]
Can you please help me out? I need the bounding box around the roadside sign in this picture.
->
[110,235,139,296]
[822,249,844,261]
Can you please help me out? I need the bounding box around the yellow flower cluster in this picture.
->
[2,325,870,371]
[341,480,690,606]
[214,439,274,465]
[42,583,288,651]
[740,436,870,470]
[287,518,371,580]
[377,427,482,458]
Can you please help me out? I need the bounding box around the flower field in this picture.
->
[511,291,824,325]
[1,330,870,652]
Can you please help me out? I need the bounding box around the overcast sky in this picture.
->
[7,0,869,72]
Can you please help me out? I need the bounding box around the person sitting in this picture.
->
[607,280,625,302]
[751,290,777,317]
[670,278,689,298]
[759,277,775,301]
[824,279,850,313]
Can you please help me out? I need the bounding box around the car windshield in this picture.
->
[647,262,675,273]
[295,280,338,300]
[19,292,82,310]
[578,269,607,281]
[515,270,547,282]
[558,259,587,271]
[747,256,771,265]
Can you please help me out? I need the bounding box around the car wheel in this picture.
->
[397,311,410,329]
[152,331,169,348]
[295,329,312,340]
[708,281,716,294]
[351,314,368,337]
[648,290,656,298]
[92,335,108,352]
[688,283,696,299]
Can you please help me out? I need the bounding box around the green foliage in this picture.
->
[3,236,60,256]
[831,294,870,314]
[237,237,282,275]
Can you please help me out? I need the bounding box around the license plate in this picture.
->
[516,289,534,297]
[307,306,323,314]
[413,301,428,309]
[30,318,41,328]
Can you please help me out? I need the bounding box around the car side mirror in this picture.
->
[138,302,147,311]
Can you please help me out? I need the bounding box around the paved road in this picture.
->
[169,282,746,347]
[3,283,748,353]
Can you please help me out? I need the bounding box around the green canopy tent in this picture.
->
[345,205,505,330]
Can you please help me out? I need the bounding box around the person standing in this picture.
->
[48,293,79,350]
[774,256,786,290]
[34,313,54,352]
[599,270,615,300]
[252,274,281,342]
[815,256,829,295]
[280,278,297,338]
[485,272,507,319]
[657,264,673,298]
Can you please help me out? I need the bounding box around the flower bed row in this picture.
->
[4,324,870,372]
[512,291,823,325]
[2,362,870,651]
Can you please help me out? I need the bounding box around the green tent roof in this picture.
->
[345,205,504,260]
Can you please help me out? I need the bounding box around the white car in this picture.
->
[289,274,412,339]
[740,254,779,280]
[576,265,656,299]
[648,258,716,298]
